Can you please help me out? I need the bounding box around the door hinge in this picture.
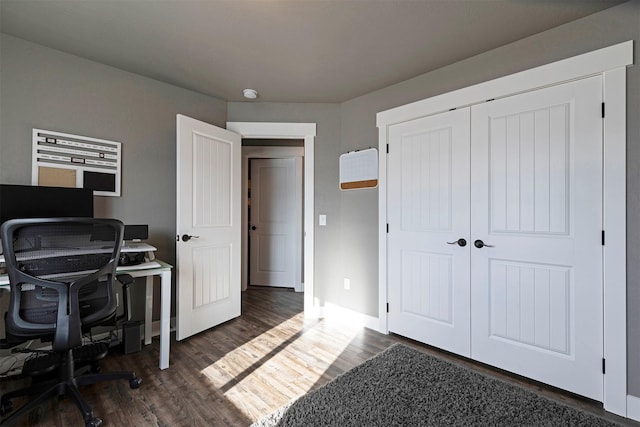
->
[387,223,389,233]
[386,144,389,154]
[386,303,389,313]
[602,230,605,246]
[602,102,605,118]
[602,358,606,374]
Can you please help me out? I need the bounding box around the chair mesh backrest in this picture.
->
[0,218,124,351]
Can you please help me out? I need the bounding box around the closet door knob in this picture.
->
[447,238,467,247]
[181,234,200,242]
[474,239,494,249]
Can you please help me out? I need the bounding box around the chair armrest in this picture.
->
[116,274,134,322]
[116,274,134,287]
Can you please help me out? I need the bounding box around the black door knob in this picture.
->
[181,234,200,242]
[251,226,257,230]
[474,239,494,249]
[447,238,467,247]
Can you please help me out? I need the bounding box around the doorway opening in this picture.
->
[243,141,304,291]
[227,122,317,315]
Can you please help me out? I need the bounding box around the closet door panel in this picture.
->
[470,76,603,400]
[387,108,471,357]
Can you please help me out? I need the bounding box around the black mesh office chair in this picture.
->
[0,218,142,427]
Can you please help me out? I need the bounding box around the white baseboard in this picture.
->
[318,302,381,332]
[150,317,176,337]
[627,395,640,421]
[78,316,178,344]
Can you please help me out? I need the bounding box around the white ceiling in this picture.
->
[0,0,623,103]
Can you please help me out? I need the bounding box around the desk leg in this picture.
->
[144,277,153,346]
[159,270,171,370]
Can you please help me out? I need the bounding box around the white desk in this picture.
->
[0,260,173,370]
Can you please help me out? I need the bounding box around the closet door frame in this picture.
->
[377,41,632,416]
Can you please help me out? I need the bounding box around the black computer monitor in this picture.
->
[0,184,94,226]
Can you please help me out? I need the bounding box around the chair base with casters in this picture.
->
[0,343,142,427]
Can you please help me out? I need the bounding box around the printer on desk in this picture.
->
[119,242,156,266]
[119,224,154,267]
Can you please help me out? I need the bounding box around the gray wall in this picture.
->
[0,34,227,320]
[338,0,640,394]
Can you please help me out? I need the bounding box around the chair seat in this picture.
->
[22,352,60,377]
[74,342,109,363]
[22,342,110,377]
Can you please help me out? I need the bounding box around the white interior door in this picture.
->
[470,76,603,400]
[249,157,299,287]
[387,108,471,357]
[176,114,241,341]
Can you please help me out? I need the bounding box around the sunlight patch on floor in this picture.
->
[199,312,363,420]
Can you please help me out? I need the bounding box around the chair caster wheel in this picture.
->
[86,417,103,427]
[0,400,13,416]
[130,377,142,389]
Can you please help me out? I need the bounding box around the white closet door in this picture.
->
[470,76,603,400]
[387,108,471,357]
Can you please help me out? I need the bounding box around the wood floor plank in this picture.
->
[1,287,636,426]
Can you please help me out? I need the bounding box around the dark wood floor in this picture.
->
[1,287,637,426]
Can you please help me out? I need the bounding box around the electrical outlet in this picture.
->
[344,278,351,290]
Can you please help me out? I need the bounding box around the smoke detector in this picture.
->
[243,88,258,99]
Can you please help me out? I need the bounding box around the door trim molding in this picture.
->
[377,41,633,127]
[377,41,632,416]
[227,122,317,315]
[242,146,304,291]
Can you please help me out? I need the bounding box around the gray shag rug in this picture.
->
[252,343,621,427]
